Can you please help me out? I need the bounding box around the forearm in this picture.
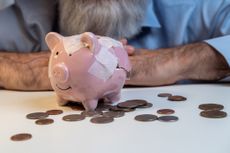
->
[179,42,230,81]
[126,42,230,86]
[0,51,52,90]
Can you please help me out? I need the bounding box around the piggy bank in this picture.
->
[45,32,131,110]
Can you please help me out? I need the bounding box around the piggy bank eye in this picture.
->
[83,43,90,49]
[55,51,59,55]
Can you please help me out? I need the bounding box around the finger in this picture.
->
[120,38,128,45]
[124,45,135,56]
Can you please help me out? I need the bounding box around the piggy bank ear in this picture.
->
[45,32,62,51]
[81,32,99,53]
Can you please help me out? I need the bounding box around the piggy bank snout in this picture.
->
[52,63,69,83]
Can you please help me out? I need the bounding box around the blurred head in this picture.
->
[59,0,147,39]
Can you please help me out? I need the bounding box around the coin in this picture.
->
[134,114,158,122]
[11,133,32,141]
[66,102,85,111]
[118,99,148,108]
[109,105,135,112]
[158,116,179,122]
[35,118,54,125]
[81,110,103,117]
[62,114,85,121]
[138,103,153,109]
[46,109,63,115]
[157,109,175,115]
[168,95,187,101]
[90,116,114,124]
[200,110,227,118]
[103,111,125,118]
[26,112,48,120]
[96,103,111,112]
[158,93,172,97]
[198,103,224,111]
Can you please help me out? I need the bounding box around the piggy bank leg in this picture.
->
[57,96,68,106]
[107,92,121,103]
[82,99,98,111]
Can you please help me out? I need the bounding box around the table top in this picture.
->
[1,84,230,153]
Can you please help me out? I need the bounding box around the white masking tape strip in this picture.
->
[88,47,118,81]
[63,35,84,55]
[95,47,118,75]
[88,60,112,81]
[98,37,123,48]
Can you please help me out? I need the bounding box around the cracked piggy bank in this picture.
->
[45,32,131,110]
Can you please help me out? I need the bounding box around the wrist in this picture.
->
[175,42,230,81]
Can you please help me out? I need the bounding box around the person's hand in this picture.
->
[120,39,135,56]
[125,42,230,86]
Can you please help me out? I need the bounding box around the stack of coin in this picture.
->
[198,103,227,118]
[158,93,187,102]
[134,108,178,122]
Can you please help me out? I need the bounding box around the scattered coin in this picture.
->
[96,103,111,112]
[168,95,187,101]
[26,112,49,120]
[103,111,125,118]
[157,109,175,115]
[109,105,135,112]
[198,103,224,111]
[200,110,227,118]
[81,110,103,117]
[158,116,179,122]
[90,116,114,124]
[158,93,172,97]
[46,109,63,115]
[138,103,153,109]
[11,133,32,141]
[62,114,85,121]
[66,102,85,111]
[118,99,148,108]
[134,114,158,122]
[35,118,54,125]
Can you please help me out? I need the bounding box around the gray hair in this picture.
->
[59,0,147,39]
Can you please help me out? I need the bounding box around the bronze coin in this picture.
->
[134,114,158,122]
[168,95,187,101]
[11,133,32,141]
[35,118,54,125]
[138,103,153,109]
[70,105,85,111]
[157,109,175,115]
[103,111,125,118]
[96,103,111,112]
[109,105,135,112]
[46,109,63,115]
[26,112,48,120]
[158,93,172,97]
[81,110,103,117]
[62,114,85,121]
[66,102,85,111]
[90,116,114,124]
[118,99,148,108]
[200,110,227,118]
[198,103,224,111]
[158,116,179,122]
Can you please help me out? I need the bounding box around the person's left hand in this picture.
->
[125,42,230,86]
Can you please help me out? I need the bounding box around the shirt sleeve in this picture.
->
[0,0,56,52]
[205,35,230,66]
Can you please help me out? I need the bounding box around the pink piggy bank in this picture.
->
[45,32,131,110]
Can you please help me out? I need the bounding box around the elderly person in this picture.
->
[0,0,229,90]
